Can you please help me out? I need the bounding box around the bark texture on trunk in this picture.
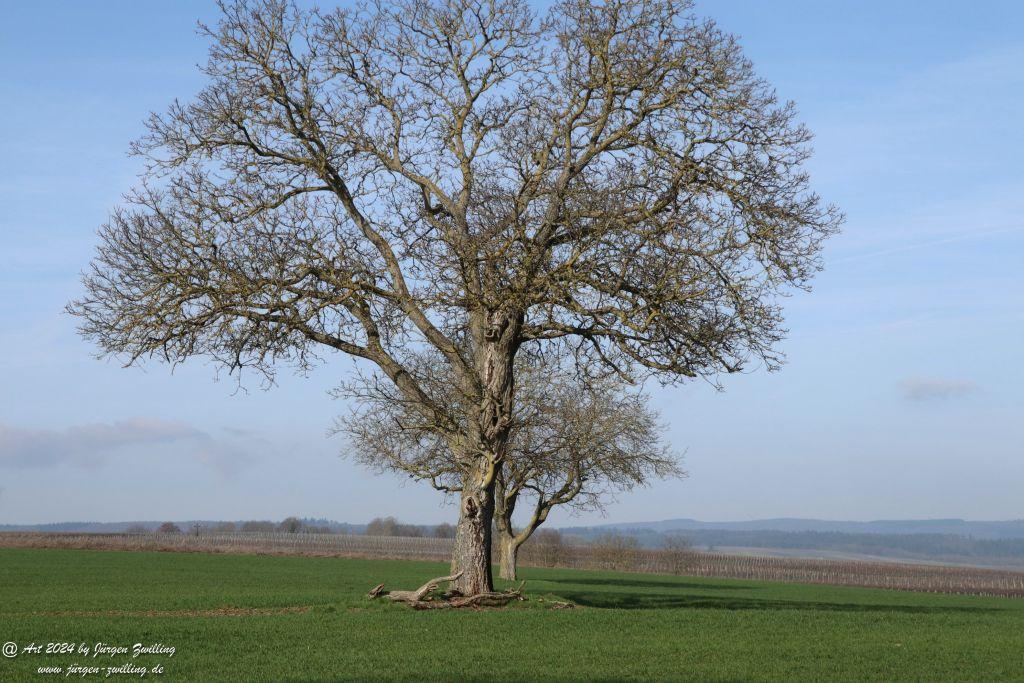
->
[450,483,495,595]
[446,309,519,595]
[498,536,519,581]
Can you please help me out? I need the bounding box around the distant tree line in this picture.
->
[135,517,458,538]
[365,517,456,539]
[137,519,345,535]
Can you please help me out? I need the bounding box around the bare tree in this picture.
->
[365,516,424,537]
[365,517,400,537]
[493,369,681,579]
[157,522,182,534]
[525,529,568,568]
[434,523,457,539]
[661,532,694,574]
[278,516,304,533]
[339,351,680,579]
[69,0,839,594]
[592,531,641,570]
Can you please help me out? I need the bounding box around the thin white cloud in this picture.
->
[830,225,1024,266]
[0,418,261,476]
[900,377,979,402]
[221,426,260,438]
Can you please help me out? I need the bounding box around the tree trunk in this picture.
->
[447,308,519,595]
[498,535,519,581]
[450,481,495,595]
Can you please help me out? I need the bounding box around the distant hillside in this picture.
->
[552,519,1024,568]
[0,519,366,534]
[563,518,1024,540]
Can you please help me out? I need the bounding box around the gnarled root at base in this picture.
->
[411,588,525,610]
[368,573,525,609]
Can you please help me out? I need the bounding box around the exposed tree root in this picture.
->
[380,572,464,603]
[368,573,526,609]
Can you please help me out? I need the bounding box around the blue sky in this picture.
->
[1,1,1021,525]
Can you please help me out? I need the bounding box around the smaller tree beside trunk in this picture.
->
[339,352,681,581]
[494,368,682,579]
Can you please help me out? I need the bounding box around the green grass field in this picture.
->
[1,548,1021,681]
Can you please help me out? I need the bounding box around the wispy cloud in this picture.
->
[900,377,979,402]
[830,225,1024,266]
[221,426,260,438]
[0,418,262,476]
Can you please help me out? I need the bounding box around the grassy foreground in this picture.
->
[0,549,1021,681]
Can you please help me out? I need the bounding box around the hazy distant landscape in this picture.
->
[6,517,1024,569]
[563,518,1024,568]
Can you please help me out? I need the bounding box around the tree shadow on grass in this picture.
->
[539,577,748,591]
[553,589,1002,614]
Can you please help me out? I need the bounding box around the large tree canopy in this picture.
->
[70,0,840,594]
